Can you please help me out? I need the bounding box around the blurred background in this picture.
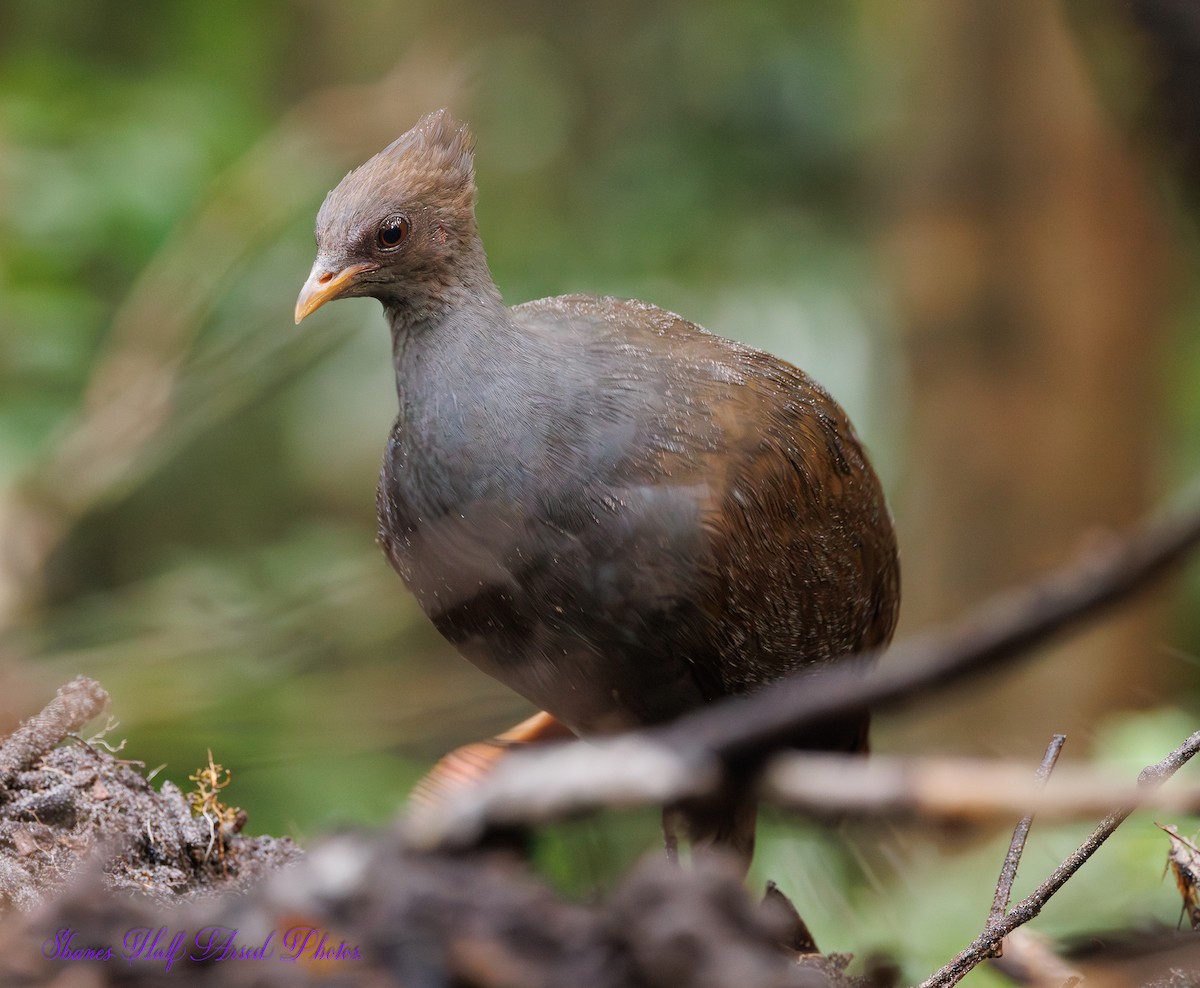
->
[2,0,1200,979]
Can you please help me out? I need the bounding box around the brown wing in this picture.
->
[517,295,900,699]
[697,346,900,695]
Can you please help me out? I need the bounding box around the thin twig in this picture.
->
[919,729,1200,988]
[761,750,1200,822]
[410,744,1200,850]
[988,929,1082,988]
[987,734,1067,951]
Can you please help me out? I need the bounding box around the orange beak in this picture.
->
[294,261,378,324]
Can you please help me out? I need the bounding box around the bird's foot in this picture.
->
[407,710,575,809]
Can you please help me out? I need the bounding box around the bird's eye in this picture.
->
[377,216,410,250]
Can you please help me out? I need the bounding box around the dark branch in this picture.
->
[664,494,1200,765]
[411,493,1200,846]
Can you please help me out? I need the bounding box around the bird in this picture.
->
[295,109,900,868]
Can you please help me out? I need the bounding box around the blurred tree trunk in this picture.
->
[866,1,1176,753]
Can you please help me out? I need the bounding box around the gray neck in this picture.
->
[381,290,567,518]
[384,286,557,433]
[385,282,499,356]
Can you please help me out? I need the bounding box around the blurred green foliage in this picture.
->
[1,0,1199,976]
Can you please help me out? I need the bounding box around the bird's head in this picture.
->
[295,109,484,324]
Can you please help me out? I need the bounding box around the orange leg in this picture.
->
[408,711,576,809]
